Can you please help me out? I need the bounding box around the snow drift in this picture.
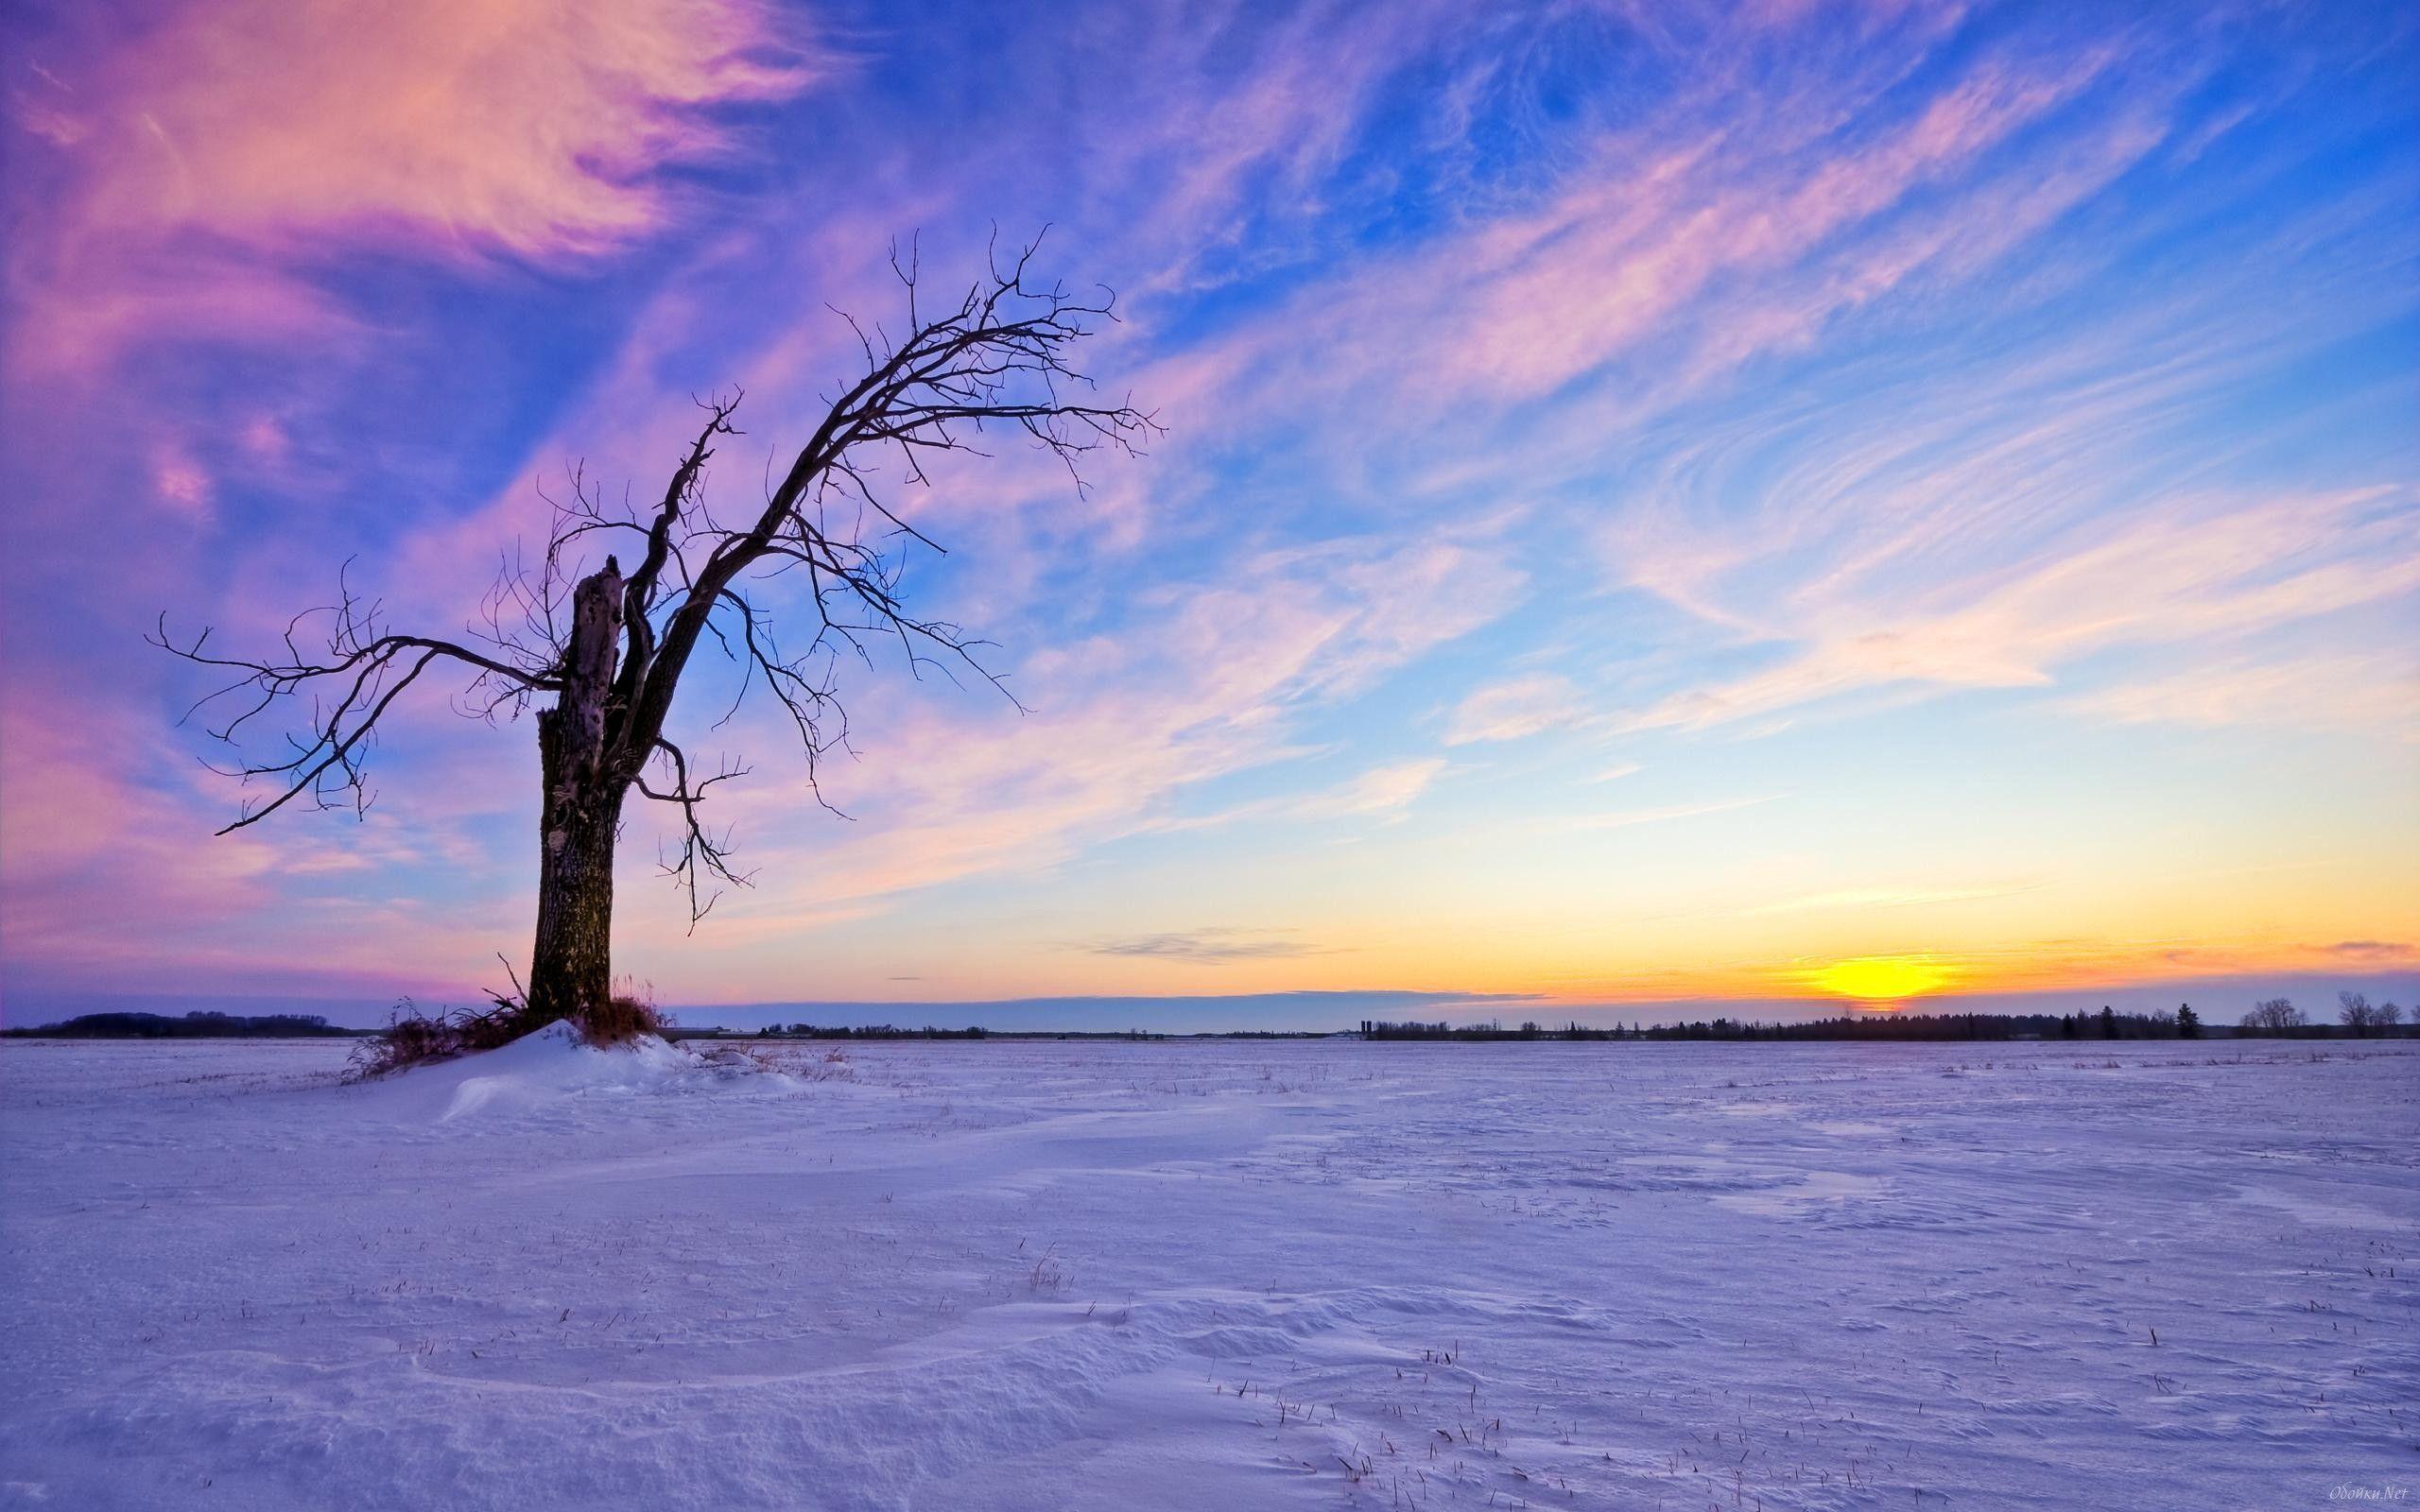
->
[363,1021,793,1121]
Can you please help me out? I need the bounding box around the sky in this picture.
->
[1,0,2414,1031]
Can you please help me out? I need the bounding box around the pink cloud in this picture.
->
[2057,651,2420,737]
[1444,673,1583,746]
[1159,756,1453,835]
[6,0,817,378]
[76,0,810,256]
[147,440,213,520]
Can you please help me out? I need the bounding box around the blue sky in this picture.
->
[1,0,2413,1026]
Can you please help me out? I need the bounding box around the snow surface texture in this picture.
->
[2,1035,2413,1510]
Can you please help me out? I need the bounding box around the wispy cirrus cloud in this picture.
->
[2324,940,2413,964]
[1619,488,2419,735]
[2056,650,2420,738]
[1445,674,1582,746]
[1165,17,2165,438]
[1085,928,1327,965]
[1164,757,1453,835]
[1290,758,1449,822]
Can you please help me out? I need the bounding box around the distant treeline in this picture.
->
[746,1023,996,1040]
[7,1010,367,1040]
[1359,1007,2232,1041]
[735,1024,1215,1041]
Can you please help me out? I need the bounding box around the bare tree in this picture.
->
[156,241,1155,1032]
[2239,997,2305,1035]
[2338,990,2376,1036]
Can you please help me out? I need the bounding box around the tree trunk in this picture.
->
[527,559,627,1026]
[527,801,621,1023]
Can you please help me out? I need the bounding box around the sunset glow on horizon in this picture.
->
[1,0,2413,1027]
[1812,957,1957,1006]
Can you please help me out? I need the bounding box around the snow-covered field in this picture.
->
[3,1033,2413,1511]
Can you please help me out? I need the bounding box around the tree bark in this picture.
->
[527,559,627,1025]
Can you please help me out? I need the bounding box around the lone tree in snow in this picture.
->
[156,242,1154,1034]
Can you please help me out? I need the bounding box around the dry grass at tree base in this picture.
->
[351,992,666,1078]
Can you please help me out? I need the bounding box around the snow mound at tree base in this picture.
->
[367,1020,792,1121]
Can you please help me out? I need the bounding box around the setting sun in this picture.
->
[1814,955,1955,1004]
